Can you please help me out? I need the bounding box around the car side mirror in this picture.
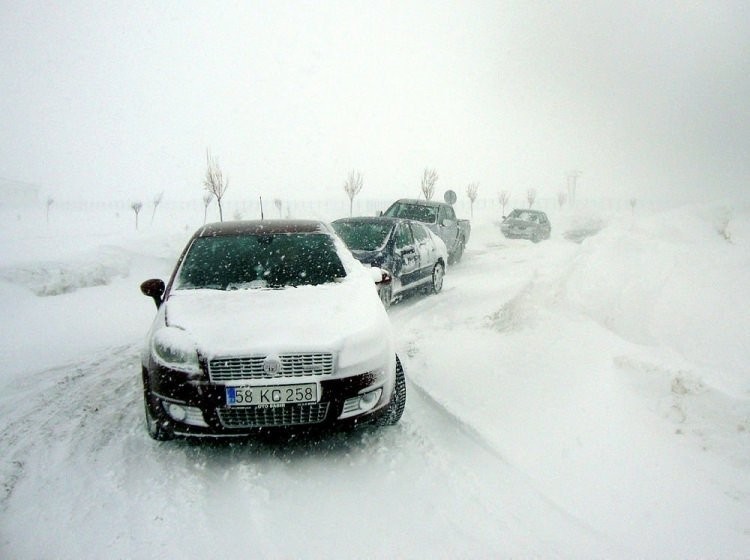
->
[376,210,383,217]
[369,267,392,285]
[141,278,165,309]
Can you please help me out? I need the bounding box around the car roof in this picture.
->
[333,216,402,225]
[391,198,442,208]
[511,209,547,214]
[195,220,331,238]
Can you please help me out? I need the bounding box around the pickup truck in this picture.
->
[381,199,470,264]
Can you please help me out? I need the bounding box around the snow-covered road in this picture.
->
[0,347,616,559]
[1,205,748,558]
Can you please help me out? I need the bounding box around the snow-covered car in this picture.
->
[500,209,551,242]
[139,220,406,440]
[332,216,448,309]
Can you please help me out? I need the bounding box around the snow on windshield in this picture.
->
[174,233,346,290]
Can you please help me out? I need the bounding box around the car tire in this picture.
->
[531,232,540,243]
[375,355,406,426]
[379,284,392,310]
[143,380,175,441]
[429,262,444,294]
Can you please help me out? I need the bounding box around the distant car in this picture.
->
[332,216,448,309]
[500,209,551,242]
[139,220,405,440]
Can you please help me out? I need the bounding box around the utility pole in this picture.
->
[566,170,582,205]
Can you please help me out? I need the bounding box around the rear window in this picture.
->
[174,233,346,290]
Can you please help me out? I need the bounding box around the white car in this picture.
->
[139,220,405,440]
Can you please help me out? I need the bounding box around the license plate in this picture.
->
[225,383,318,407]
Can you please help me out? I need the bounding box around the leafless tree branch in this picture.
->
[344,170,363,217]
[203,149,229,221]
[466,182,479,217]
[421,168,438,200]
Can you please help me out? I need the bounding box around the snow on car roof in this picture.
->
[195,219,331,237]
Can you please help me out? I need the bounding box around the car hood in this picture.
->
[163,278,388,359]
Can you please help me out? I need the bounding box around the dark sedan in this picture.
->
[332,217,448,309]
[500,209,551,242]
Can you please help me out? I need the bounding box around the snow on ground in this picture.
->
[0,199,748,558]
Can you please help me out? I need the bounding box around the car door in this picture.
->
[437,205,459,252]
[410,223,434,283]
[392,222,420,290]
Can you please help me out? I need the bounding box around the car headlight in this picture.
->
[151,327,201,375]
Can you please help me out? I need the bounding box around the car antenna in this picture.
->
[259,195,264,220]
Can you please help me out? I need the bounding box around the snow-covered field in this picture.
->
[1,199,748,558]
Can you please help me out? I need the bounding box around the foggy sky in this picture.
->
[1,1,748,206]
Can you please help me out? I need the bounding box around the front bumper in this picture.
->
[144,362,391,437]
[501,228,532,240]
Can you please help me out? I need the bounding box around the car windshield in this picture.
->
[174,233,346,290]
[383,203,438,223]
[333,221,392,251]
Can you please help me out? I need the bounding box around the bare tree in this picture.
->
[151,191,164,225]
[131,201,143,230]
[202,192,213,224]
[498,189,510,217]
[46,197,54,224]
[420,167,438,200]
[466,182,479,218]
[274,198,283,218]
[343,169,363,217]
[557,191,567,209]
[526,188,537,208]
[203,149,229,222]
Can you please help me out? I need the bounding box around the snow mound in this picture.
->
[615,353,750,468]
[484,280,542,332]
[0,247,131,296]
[562,203,750,392]
[561,211,608,243]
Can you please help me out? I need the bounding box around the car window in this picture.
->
[514,211,532,222]
[410,223,429,243]
[175,233,346,290]
[394,223,414,250]
[383,203,438,223]
[332,221,392,251]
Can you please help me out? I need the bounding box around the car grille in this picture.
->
[208,353,334,382]
[217,403,330,427]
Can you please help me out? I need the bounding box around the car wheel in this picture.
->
[430,262,444,294]
[375,355,406,426]
[531,232,540,243]
[378,284,392,310]
[143,381,174,441]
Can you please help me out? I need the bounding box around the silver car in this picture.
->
[500,209,551,243]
